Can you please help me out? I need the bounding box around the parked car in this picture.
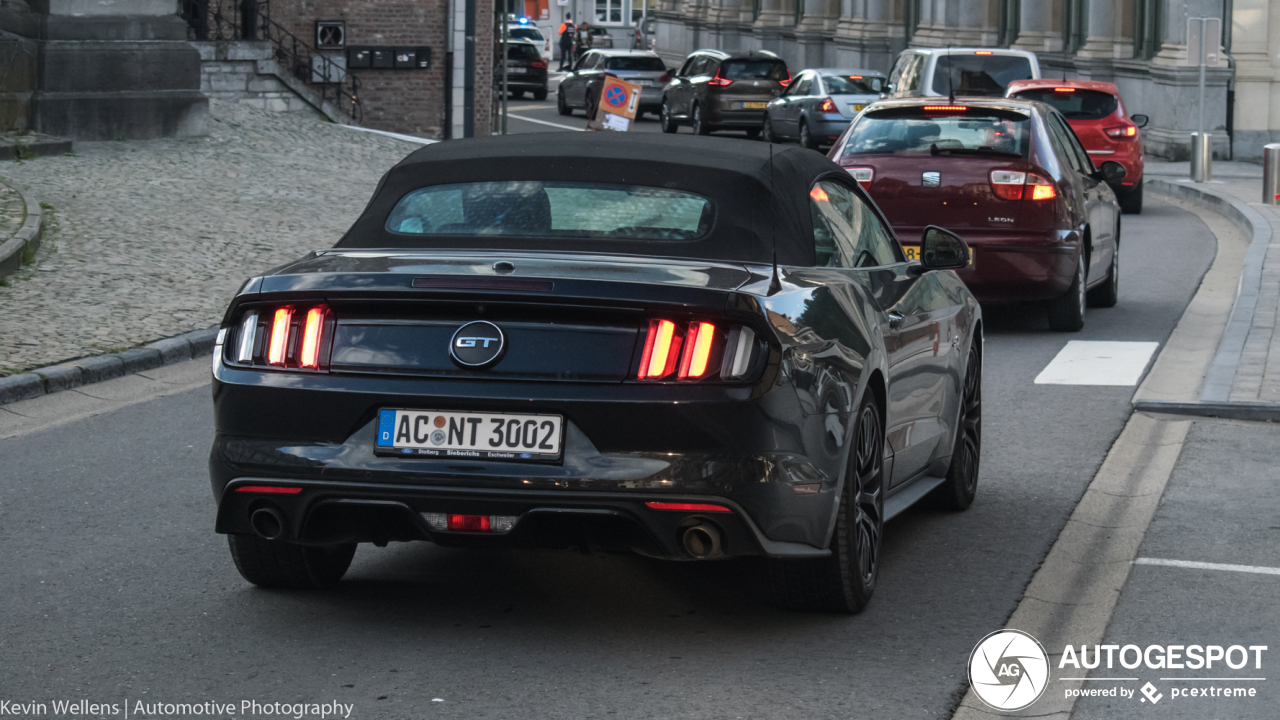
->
[829,97,1124,331]
[209,132,983,615]
[886,48,1040,99]
[588,25,613,48]
[661,49,790,137]
[557,49,669,117]
[507,21,552,64]
[1006,79,1148,213]
[498,39,548,100]
[763,68,886,149]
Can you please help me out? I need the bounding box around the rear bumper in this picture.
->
[902,229,1080,303]
[708,107,767,129]
[810,114,852,143]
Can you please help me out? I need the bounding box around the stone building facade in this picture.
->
[652,0,1280,161]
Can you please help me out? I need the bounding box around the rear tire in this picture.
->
[227,534,355,589]
[744,127,760,140]
[1119,183,1143,214]
[769,394,884,613]
[692,103,710,135]
[660,99,678,133]
[556,89,573,116]
[932,342,981,511]
[762,117,777,143]
[533,87,548,101]
[799,119,818,150]
[1047,253,1087,332]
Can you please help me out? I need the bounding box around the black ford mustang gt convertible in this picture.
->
[210,133,982,613]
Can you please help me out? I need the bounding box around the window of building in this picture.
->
[595,0,622,24]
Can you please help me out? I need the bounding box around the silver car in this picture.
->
[556,49,670,118]
[763,68,886,149]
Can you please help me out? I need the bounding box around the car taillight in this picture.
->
[778,70,792,88]
[709,69,733,86]
[847,167,874,189]
[989,170,1057,201]
[1105,125,1137,139]
[231,303,332,371]
[637,320,757,382]
[819,97,837,113]
[1054,87,1076,93]
[659,72,671,82]
[531,59,547,69]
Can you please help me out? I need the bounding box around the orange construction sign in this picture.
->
[588,75,641,132]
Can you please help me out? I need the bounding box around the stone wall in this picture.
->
[195,41,318,115]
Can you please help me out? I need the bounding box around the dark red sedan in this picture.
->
[828,97,1125,331]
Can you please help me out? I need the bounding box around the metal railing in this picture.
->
[182,0,361,123]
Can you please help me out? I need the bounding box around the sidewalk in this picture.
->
[1143,160,1280,408]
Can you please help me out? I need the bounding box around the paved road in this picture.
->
[0,197,1215,719]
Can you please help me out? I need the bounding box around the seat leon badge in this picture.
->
[922,171,941,187]
[450,321,506,368]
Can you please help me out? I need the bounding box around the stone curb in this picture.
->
[1145,177,1273,404]
[0,179,44,282]
[0,327,218,406]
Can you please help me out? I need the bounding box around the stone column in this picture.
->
[1230,0,1280,159]
[1012,0,1059,53]
[833,0,894,68]
[1075,0,1121,59]
[911,0,996,48]
[18,0,209,140]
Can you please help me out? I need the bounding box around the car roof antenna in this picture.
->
[946,45,955,104]
[767,143,781,296]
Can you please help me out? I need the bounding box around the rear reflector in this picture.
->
[299,307,326,369]
[235,485,303,494]
[645,501,732,513]
[267,307,292,366]
[421,512,517,533]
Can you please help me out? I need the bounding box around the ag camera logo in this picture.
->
[969,630,1050,711]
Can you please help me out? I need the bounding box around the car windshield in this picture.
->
[823,75,882,94]
[842,109,1031,158]
[386,181,713,241]
[931,54,1033,96]
[723,60,789,81]
[1011,88,1118,120]
[607,56,665,71]
[507,27,544,41]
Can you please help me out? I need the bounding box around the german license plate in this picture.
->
[376,409,564,460]
[851,104,866,112]
[509,67,527,74]
[742,101,768,109]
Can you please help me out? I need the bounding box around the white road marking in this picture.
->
[336,124,438,144]
[1134,557,1280,577]
[1034,341,1159,386]
[506,114,586,131]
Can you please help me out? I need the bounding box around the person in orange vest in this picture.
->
[557,14,576,71]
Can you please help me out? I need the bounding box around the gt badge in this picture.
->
[450,320,506,368]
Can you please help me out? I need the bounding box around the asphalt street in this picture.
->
[0,191,1216,718]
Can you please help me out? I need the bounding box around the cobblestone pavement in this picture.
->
[0,100,419,375]
[0,181,23,240]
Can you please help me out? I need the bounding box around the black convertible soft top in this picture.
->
[336,132,850,266]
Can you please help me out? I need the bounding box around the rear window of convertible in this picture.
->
[385,181,714,241]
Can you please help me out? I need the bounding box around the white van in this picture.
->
[886,48,1040,98]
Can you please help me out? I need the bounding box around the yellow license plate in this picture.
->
[852,104,866,111]
[742,102,768,109]
[902,245,974,266]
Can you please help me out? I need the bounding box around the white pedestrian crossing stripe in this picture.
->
[1034,341,1159,386]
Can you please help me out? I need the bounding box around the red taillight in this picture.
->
[989,170,1026,200]
[708,69,733,86]
[778,70,792,88]
[974,50,993,55]
[267,307,292,366]
[447,514,491,532]
[1105,125,1137,139]
[299,307,326,368]
[659,72,671,82]
[531,59,547,69]
[645,501,732,513]
[923,105,967,114]
[847,167,874,189]
[677,322,718,380]
[235,485,303,494]
[1026,173,1056,200]
[819,97,837,113]
[639,319,681,379]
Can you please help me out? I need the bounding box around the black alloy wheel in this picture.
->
[692,103,710,135]
[799,119,817,150]
[769,394,884,613]
[933,342,981,510]
[762,116,777,143]
[1047,252,1087,332]
[228,534,356,589]
[557,88,573,116]
[660,99,678,133]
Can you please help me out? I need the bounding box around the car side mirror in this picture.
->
[1131,114,1149,129]
[1099,160,1127,184]
[917,226,970,271]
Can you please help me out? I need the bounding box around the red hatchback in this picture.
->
[828,97,1125,331]
[1006,79,1147,213]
